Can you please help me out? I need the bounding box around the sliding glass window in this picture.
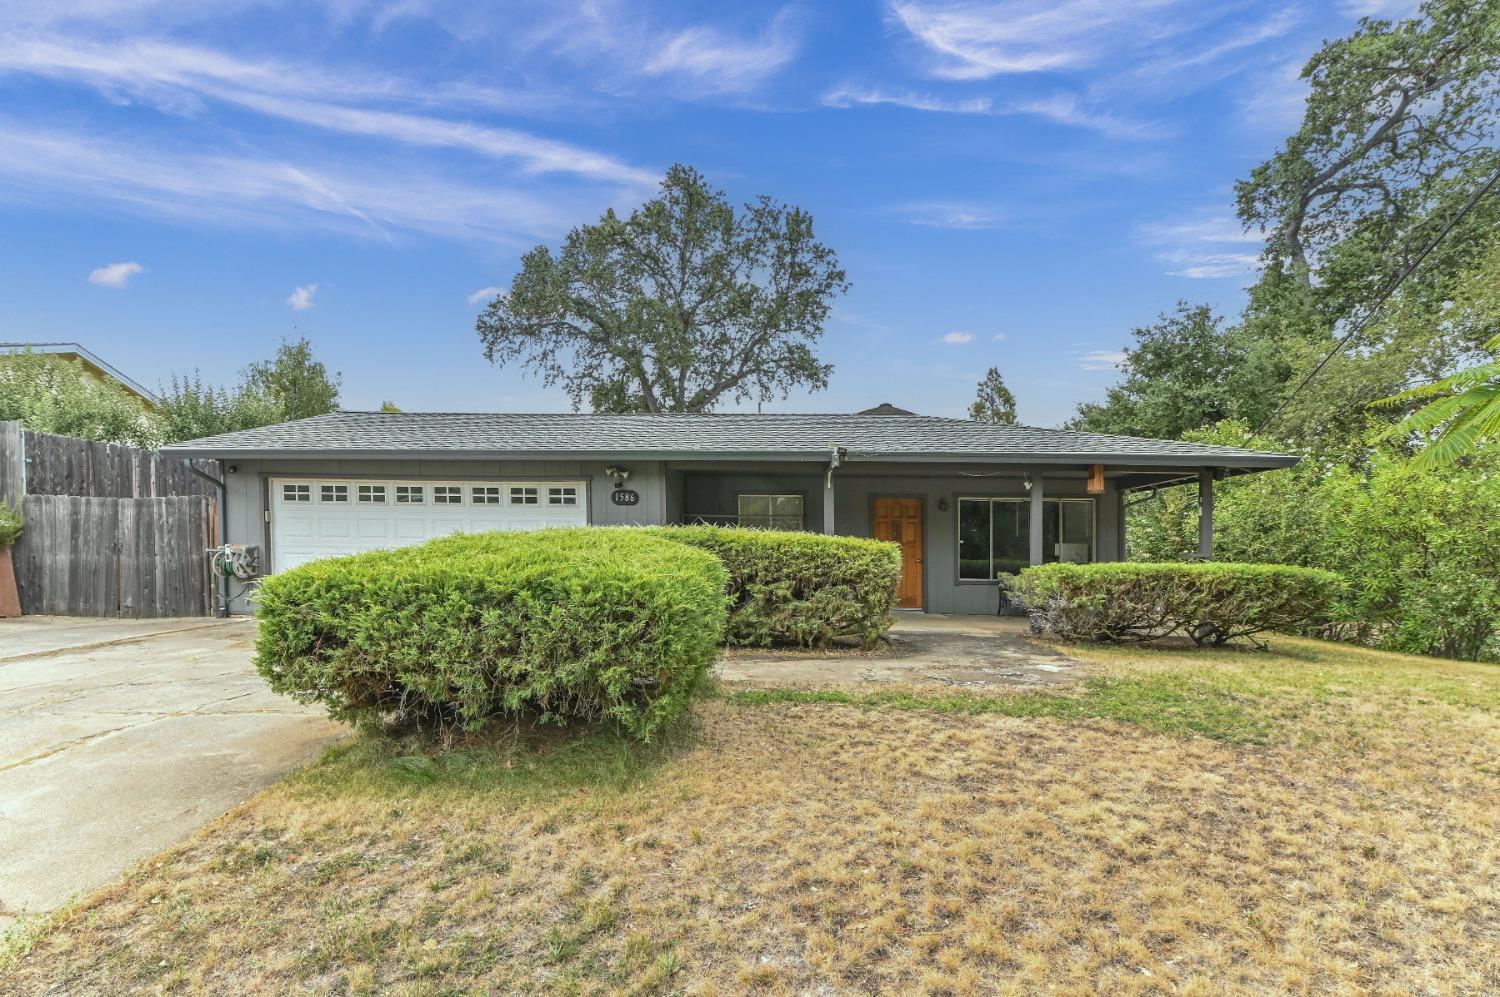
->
[957,497,1095,580]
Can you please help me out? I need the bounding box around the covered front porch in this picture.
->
[661,458,1223,615]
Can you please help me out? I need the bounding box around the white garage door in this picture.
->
[270,478,589,572]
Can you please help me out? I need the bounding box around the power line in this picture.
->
[1254,164,1500,437]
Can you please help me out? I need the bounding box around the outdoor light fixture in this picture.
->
[936,497,949,512]
[1023,472,1033,491]
[604,466,631,487]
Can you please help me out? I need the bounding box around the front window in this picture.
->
[737,494,804,530]
[958,497,1094,580]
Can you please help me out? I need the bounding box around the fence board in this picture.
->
[0,420,22,502]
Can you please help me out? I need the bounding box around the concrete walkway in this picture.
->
[718,613,1085,688]
[0,617,340,933]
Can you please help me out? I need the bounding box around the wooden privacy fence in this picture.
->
[1,421,221,618]
[12,495,218,617]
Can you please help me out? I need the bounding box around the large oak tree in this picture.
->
[475,165,848,413]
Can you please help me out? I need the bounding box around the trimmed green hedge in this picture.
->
[648,526,901,648]
[253,529,728,740]
[1003,562,1341,646]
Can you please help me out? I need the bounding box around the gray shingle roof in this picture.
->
[163,411,1298,468]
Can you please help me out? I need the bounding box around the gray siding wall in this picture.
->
[832,471,1123,615]
[220,456,1123,616]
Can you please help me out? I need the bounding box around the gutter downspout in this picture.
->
[186,461,230,618]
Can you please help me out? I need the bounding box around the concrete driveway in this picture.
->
[0,617,340,933]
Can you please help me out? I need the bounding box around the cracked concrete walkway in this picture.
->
[0,617,340,933]
[719,613,1085,688]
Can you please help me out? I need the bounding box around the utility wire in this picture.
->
[1254,164,1500,437]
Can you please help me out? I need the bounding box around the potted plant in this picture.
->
[0,501,22,618]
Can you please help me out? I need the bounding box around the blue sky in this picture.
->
[0,0,1416,425]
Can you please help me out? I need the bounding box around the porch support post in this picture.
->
[823,468,836,535]
[1198,467,1214,560]
[1028,470,1045,565]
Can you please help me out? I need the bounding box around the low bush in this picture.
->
[253,528,728,740]
[648,526,901,648]
[1003,562,1341,647]
[0,501,22,548]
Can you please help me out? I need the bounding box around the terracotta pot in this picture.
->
[0,546,20,618]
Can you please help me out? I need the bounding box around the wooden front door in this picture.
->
[872,498,924,609]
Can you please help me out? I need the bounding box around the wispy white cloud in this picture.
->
[1338,0,1421,16]
[888,0,1182,79]
[992,331,1006,341]
[467,285,503,305]
[1158,252,1262,279]
[1138,212,1264,279]
[87,260,143,287]
[1008,93,1170,140]
[0,35,654,185]
[1078,350,1127,371]
[895,202,1006,230]
[643,9,801,94]
[1137,216,1260,245]
[822,84,992,114]
[1239,59,1309,133]
[823,82,1162,139]
[0,122,606,244]
[286,283,318,310]
[940,331,975,344]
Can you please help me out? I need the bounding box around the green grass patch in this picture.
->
[730,674,1274,745]
[288,717,697,803]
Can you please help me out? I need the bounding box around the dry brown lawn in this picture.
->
[4,636,1499,995]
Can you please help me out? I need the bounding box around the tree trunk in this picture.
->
[0,546,20,618]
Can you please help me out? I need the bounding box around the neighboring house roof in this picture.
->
[163,411,1298,469]
[0,342,159,407]
[857,402,916,415]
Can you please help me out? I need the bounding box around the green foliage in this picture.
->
[1129,422,1500,661]
[731,675,1272,745]
[1374,237,1500,468]
[476,164,849,414]
[158,337,341,443]
[1236,0,1500,326]
[1004,562,1341,647]
[968,366,1017,424]
[156,371,283,443]
[1068,302,1269,438]
[647,526,901,648]
[243,337,342,421]
[0,350,159,447]
[0,501,23,548]
[253,528,729,741]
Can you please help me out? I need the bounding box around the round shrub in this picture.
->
[1004,562,1342,646]
[648,526,901,648]
[253,528,729,740]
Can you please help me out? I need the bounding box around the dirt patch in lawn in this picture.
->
[5,636,1499,996]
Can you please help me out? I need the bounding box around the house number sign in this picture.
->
[610,488,641,506]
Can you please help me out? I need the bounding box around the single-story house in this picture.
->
[163,409,1298,615]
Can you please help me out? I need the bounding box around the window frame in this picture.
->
[736,493,805,530]
[432,484,465,506]
[955,496,1096,584]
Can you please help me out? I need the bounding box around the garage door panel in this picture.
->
[271,478,588,572]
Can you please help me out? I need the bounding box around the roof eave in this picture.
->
[160,445,1300,469]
